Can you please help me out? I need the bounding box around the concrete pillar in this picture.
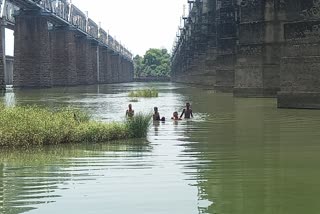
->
[278,1,320,108]
[111,53,120,83]
[88,40,98,85]
[76,35,87,85]
[215,0,237,92]
[76,36,98,85]
[0,20,5,90]
[234,1,284,97]
[50,26,77,86]
[13,10,52,88]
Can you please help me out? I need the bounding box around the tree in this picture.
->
[133,48,171,78]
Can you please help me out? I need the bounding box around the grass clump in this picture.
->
[0,105,150,147]
[126,113,152,138]
[128,88,159,98]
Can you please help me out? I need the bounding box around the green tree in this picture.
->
[133,55,144,78]
[133,48,171,78]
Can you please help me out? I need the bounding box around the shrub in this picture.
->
[128,88,159,98]
[125,113,151,138]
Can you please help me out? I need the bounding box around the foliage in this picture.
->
[128,88,159,98]
[126,113,152,138]
[0,105,150,147]
[133,48,171,78]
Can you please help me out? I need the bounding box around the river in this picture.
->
[1,82,320,214]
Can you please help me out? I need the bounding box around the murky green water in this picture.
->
[1,82,320,214]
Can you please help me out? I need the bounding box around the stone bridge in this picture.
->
[172,0,320,109]
[0,0,134,89]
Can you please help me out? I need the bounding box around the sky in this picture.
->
[5,0,187,57]
[72,0,186,56]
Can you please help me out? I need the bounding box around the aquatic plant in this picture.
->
[126,113,152,138]
[0,105,150,147]
[128,88,159,98]
[129,98,139,102]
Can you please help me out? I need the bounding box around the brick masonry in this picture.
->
[50,27,78,86]
[11,11,134,88]
[0,22,5,90]
[13,11,52,88]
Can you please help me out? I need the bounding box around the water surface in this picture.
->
[1,82,320,214]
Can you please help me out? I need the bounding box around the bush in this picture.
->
[0,105,150,147]
[125,113,151,138]
[128,88,159,98]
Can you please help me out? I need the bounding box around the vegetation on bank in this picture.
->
[0,105,151,147]
[134,48,171,78]
[128,88,159,98]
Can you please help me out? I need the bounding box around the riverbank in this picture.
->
[0,105,151,147]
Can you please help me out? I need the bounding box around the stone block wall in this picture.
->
[234,0,284,97]
[0,23,5,90]
[278,0,320,108]
[50,27,78,86]
[13,11,52,88]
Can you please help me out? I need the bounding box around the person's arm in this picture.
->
[190,110,193,118]
[126,110,128,117]
[180,109,185,119]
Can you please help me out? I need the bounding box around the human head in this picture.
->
[186,103,190,109]
[128,104,132,110]
[154,107,158,112]
[173,111,178,118]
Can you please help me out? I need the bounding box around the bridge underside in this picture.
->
[172,0,320,109]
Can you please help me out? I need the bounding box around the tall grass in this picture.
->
[0,105,150,147]
[128,88,159,98]
[126,113,152,138]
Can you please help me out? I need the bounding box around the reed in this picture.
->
[126,113,152,138]
[0,105,150,147]
[128,88,159,98]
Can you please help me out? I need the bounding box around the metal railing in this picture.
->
[0,0,133,60]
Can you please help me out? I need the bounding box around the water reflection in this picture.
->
[1,83,320,214]
[0,142,151,214]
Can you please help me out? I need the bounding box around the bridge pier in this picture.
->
[75,36,98,85]
[0,20,6,90]
[98,47,108,83]
[13,10,52,88]
[50,26,78,86]
[215,0,237,92]
[278,2,320,109]
[234,1,283,97]
[111,53,120,83]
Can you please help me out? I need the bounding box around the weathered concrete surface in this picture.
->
[0,22,5,89]
[234,1,283,97]
[278,1,320,109]
[215,0,237,92]
[50,26,78,86]
[171,0,218,87]
[13,11,52,88]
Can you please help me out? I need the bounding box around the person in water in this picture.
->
[180,102,193,119]
[153,107,166,121]
[126,104,134,118]
[171,111,182,120]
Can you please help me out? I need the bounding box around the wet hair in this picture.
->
[154,107,158,111]
[161,117,165,121]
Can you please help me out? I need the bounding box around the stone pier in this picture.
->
[50,26,78,86]
[278,1,320,108]
[215,0,237,92]
[13,10,52,88]
[0,20,5,90]
[234,1,284,97]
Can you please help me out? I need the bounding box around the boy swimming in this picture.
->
[180,102,193,119]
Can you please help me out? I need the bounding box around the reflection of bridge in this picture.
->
[172,0,320,109]
[0,0,134,89]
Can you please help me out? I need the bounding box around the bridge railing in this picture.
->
[3,0,133,60]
